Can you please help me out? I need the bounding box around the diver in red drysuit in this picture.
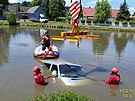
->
[105,67,120,85]
[33,66,46,85]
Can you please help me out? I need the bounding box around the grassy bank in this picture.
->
[20,21,72,29]
[87,26,135,32]
[0,20,135,32]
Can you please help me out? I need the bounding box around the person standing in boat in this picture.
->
[105,67,120,85]
[41,30,51,50]
[33,66,46,85]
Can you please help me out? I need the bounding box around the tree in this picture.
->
[94,0,101,22]
[0,0,8,9]
[116,0,130,21]
[41,0,49,18]
[66,11,71,20]
[30,0,42,6]
[49,0,66,20]
[30,0,66,20]
[0,8,3,19]
[7,13,16,25]
[21,1,31,7]
[9,3,21,6]
[94,0,111,23]
[0,0,8,19]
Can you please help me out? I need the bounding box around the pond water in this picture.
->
[0,27,135,101]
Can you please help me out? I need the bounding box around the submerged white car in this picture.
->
[42,59,88,86]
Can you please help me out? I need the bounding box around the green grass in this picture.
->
[19,20,71,29]
[0,20,135,32]
[0,20,9,25]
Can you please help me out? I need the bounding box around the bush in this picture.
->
[115,20,119,24]
[65,16,71,21]
[99,20,104,23]
[86,20,91,23]
[129,20,135,24]
[130,17,135,21]
[106,20,112,24]
[122,20,128,24]
[81,20,85,23]
[93,20,98,23]
[28,91,92,101]
[7,13,16,25]
[56,17,66,22]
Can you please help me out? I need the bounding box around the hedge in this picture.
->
[28,91,94,101]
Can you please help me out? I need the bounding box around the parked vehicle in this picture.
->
[29,13,48,23]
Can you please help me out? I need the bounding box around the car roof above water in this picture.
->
[41,58,81,66]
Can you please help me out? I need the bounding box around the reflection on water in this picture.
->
[0,27,10,66]
[105,84,120,96]
[0,27,135,101]
[34,84,45,98]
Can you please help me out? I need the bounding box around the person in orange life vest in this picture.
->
[105,67,120,85]
[41,30,51,50]
[33,66,46,85]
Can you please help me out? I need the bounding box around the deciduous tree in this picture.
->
[49,0,66,20]
[0,0,8,8]
[94,0,111,23]
[30,0,42,6]
[41,0,49,18]
[0,0,8,18]
[21,1,31,7]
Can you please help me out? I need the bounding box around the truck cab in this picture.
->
[39,14,48,23]
[29,13,48,23]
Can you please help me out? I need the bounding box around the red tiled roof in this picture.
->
[83,8,119,19]
[111,9,119,18]
[83,8,95,17]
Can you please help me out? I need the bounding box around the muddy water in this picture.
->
[0,27,135,101]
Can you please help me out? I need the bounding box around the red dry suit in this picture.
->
[34,72,46,85]
[105,72,120,85]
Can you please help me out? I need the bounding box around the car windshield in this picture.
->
[59,64,84,77]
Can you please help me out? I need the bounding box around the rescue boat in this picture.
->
[33,45,59,59]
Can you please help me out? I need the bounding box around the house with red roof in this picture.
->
[82,8,119,20]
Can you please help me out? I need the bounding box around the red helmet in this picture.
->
[33,66,40,72]
[112,67,119,73]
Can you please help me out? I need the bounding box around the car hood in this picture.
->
[60,76,89,86]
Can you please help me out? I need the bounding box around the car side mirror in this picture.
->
[52,70,58,77]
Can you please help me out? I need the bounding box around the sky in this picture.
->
[9,0,135,14]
